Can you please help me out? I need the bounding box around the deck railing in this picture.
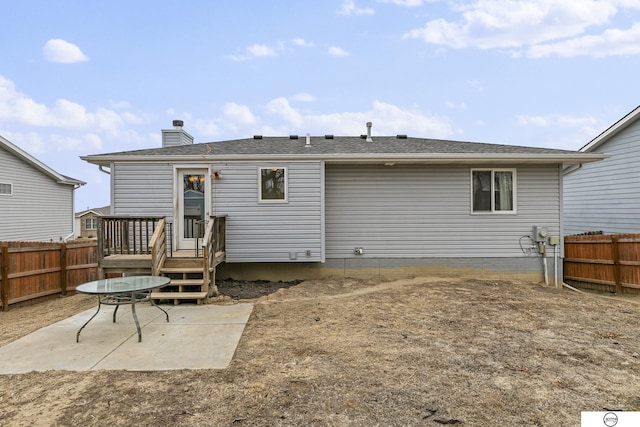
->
[98,216,165,258]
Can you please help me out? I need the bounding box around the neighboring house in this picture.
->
[75,205,111,239]
[81,121,604,282]
[0,134,85,242]
[564,106,639,235]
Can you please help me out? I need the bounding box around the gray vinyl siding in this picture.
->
[325,164,560,259]
[112,163,174,219]
[564,119,640,235]
[0,146,74,242]
[210,161,323,262]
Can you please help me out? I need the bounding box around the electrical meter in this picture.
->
[533,226,548,242]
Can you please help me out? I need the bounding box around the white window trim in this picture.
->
[258,167,288,203]
[85,218,98,230]
[470,168,517,214]
[0,182,12,196]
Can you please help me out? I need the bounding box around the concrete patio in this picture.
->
[0,302,253,374]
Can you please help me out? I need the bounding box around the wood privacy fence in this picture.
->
[564,234,640,295]
[0,241,98,311]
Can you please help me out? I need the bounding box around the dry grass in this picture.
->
[1,276,639,426]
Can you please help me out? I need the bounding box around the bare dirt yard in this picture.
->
[1,276,639,426]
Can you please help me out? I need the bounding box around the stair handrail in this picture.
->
[201,217,216,296]
[149,217,167,276]
[201,215,227,296]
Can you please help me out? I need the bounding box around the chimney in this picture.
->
[366,121,373,142]
[162,120,194,148]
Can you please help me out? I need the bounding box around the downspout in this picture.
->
[99,165,111,175]
[562,163,582,176]
[554,243,558,288]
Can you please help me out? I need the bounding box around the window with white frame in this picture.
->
[85,218,99,230]
[259,167,287,202]
[0,183,12,195]
[472,169,515,213]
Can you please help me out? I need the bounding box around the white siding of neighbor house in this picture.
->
[564,119,640,235]
[112,163,174,219]
[209,161,324,263]
[0,146,75,241]
[324,164,561,259]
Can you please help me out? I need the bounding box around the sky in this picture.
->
[2,0,640,211]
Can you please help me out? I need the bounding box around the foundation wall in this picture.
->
[217,257,560,284]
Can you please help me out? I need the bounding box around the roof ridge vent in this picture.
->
[397,134,408,139]
[324,135,334,139]
[253,135,263,140]
[290,135,298,139]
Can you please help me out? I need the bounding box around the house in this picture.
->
[564,105,640,235]
[0,134,85,242]
[74,205,111,239]
[81,121,605,284]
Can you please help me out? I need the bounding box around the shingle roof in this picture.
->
[81,135,606,166]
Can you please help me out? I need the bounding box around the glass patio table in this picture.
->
[75,276,171,343]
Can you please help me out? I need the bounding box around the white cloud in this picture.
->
[182,98,453,140]
[291,38,315,47]
[527,22,640,57]
[191,102,259,137]
[402,0,640,57]
[263,98,453,138]
[517,113,602,147]
[109,100,132,110]
[517,113,598,128]
[328,46,350,57]
[0,75,146,153]
[290,93,317,103]
[231,44,277,61]
[231,38,314,61]
[248,44,277,57]
[222,102,258,126]
[43,39,89,63]
[445,101,467,110]
[338,0,375,15]
[378,0,433,6]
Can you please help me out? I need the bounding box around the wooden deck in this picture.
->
[97,215,226,304]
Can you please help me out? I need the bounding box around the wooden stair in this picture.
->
[151,258,209,305]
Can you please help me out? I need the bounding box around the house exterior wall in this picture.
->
[112,163,174,219]
[109,159,562,281]
[564,119,640,235]
[210,161,324,262]
[0,145,75,241]
[77,213,100,238]
[221,163,563,282]
[324,163,560,261]
[111,161,324,262]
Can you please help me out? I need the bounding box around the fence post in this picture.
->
[60,243,68,296]
[611,236,622,294]
[1,245,8,311]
